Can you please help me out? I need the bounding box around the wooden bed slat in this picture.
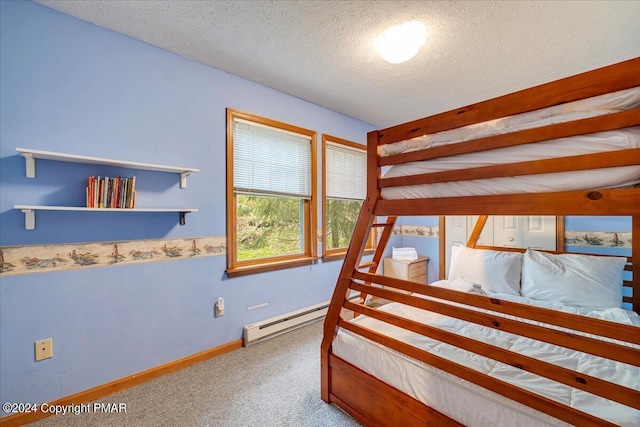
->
[380,148,640,188]
[344,301,640,409]
[349,281,639,366]
[378,57,640,145]
[376,188,640,216]
[338,319,619,427]
[380,108,640,167]
[351,272,640,345]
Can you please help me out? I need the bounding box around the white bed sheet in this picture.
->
[379,87,640,200]
[331,285,640,427]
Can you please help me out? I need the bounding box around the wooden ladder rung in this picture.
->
[372,222,394,227]
[358,261,377,269]
[349,297,365,305]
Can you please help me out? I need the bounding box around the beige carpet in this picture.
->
[32,320,360,427]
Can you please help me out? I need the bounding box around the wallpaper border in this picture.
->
[564,231,631,249]
[0,229,631,277]
[392,226,632,248]
[0,236,226,277]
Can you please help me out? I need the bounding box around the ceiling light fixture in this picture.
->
[377,20,428,64]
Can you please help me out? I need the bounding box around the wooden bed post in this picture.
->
[556,216,565,253]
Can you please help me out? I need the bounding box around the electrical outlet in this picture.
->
[215,297,224,317]
[35,338,53,361]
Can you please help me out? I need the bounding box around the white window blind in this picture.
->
[326,142,366,200]
[233,119,312,198]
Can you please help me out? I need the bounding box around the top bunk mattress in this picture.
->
[380,87,640,200]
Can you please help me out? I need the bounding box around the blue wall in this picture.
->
[0,1,374,408]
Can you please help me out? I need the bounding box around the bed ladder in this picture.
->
[354,215,397,309]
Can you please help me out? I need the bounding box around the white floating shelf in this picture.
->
[14,205,198,230]
[16,147,199,188]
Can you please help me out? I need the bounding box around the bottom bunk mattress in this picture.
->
[331,285,640,427]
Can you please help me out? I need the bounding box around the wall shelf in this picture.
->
[14,205,198,230]
[16,147,200,188]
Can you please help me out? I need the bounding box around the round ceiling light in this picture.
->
[377,20,428,64]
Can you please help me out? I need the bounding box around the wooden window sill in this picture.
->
[226,257,317,277]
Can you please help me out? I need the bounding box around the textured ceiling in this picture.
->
[36,1,640,128]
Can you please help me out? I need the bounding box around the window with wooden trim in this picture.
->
[226,109,317,276]
[322,135,373,259]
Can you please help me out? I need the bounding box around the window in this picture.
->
[322,135,373,259]
[226,109,317,276]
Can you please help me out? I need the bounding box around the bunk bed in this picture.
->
[320,57,640,427]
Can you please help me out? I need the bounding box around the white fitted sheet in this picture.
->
[332,285,640,427]
[380,87,640,200]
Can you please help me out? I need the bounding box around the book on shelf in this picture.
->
[86,176,136,209]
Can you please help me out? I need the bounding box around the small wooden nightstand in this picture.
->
[383,256,429,294]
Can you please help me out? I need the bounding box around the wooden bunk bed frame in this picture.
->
[321,57,640,427]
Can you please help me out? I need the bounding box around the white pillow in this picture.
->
[448,246,522,295]
[521,249,626,309]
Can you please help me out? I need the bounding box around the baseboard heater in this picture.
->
[243,294,360,346]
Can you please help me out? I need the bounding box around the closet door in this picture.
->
[522,215,556,250]
[446,216,468,248]
[493,216,522,248]
[485,216,556,250]
[469,215,495,246]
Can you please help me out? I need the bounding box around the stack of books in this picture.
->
[86,176,136,208]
